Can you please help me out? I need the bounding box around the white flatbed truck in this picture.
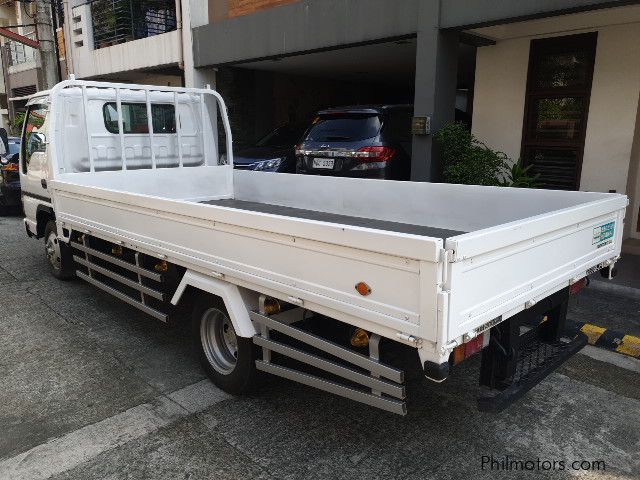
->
[18,80,628,414]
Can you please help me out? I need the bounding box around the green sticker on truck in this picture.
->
[593,222,615,245]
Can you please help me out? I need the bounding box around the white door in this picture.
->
[20,101,52,227]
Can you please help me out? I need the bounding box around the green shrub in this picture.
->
[12,111,25,132]
[434,122,539,188]
[499,161,541,188]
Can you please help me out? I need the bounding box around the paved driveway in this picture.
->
[0,215,638,480]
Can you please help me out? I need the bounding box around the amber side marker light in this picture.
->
[154,260,168,272]
[355,282,372,296]
[263,297,281,315]
[350,328,370,348]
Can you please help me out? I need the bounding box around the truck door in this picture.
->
[20,101,51,227]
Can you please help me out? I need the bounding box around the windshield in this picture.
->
[256,124,305,147]
[306,114,381,142]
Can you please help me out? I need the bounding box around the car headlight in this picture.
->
[252,158,283,171]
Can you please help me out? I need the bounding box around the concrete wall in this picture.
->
[441,0,632,29]
[6,67,38,91]
[471,38,530,163]
[581,23,640,194]
[193,0,421,67]
[472,22,640,201]
[209,0,299,21]
[184,0,217,88]
[71,32,183,79]
[626,97,640,238]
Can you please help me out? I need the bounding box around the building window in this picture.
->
[521,33,597,190]
[103,103,176,134]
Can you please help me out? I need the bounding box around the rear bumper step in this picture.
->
[477,329,587,413]
[477,287,587,412]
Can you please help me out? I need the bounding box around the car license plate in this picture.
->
[312,158,334,169]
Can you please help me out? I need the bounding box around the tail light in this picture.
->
[356,146,395,162]
[570,276,588,295]
[2,163,18,171]
[452,333,488,365]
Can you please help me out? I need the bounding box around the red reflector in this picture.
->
[453,333,485,365]
[357,146,395,162]
[570,277,588,295]
[465,334,485,358]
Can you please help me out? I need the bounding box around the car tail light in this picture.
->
[570,277,588,295]
[452,333,487,365]
[356,146,395,162]
[2,163,18,171]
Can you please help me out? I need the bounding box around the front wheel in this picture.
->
[192,295,257,395]
[44,220,75,280]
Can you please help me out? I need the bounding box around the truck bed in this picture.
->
[200,199,466,239]
[50,166,627,365]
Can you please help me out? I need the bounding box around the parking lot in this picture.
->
[0,214,639,480]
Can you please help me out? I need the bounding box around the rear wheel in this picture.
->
[44,220,75,280]
[192,295,257,395]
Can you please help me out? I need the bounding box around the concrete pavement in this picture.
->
[0,215,639,480]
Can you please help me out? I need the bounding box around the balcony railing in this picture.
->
[90,0,177,49]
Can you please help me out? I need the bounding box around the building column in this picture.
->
[411,1,459,181]
[182,0,217,89]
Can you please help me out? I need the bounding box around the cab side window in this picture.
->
[22,104,49,174]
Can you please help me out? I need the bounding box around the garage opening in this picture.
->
[214,37,475,176]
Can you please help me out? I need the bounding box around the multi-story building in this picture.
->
[61,0,206,87]
[188,0,640,248]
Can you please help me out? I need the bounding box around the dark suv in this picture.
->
[295,105,412,180]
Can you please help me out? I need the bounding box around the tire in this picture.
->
[192,294,257,395]
[44,220,75,280]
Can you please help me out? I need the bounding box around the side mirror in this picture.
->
[28,132,47,155]
[32,132,47,145]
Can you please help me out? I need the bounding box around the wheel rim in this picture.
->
[45,231,62,271]
[200,307,238,375]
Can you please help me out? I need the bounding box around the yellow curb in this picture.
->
[616,335,640,358]
[580,323,606,345]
